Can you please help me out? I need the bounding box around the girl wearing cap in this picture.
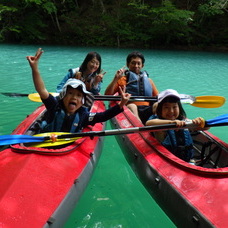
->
[26,48,131,133]
[56,51,106,95]
[146,89,204,162]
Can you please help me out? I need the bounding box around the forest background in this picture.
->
[0,0,227,51]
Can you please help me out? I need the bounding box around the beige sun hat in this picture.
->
[59,79,94,108]
[158,89,180,103]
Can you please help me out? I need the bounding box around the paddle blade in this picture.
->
[28,93,59,102]
[0,135,45,146]
[179,94,195,104]
[205,114,228,126]
[1,92,29,97]
[191,96,225,108]
[28,132,81,147]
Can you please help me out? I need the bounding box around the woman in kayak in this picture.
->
[56,51,106,95]
[146,89,205,162]
[26,48,131,134]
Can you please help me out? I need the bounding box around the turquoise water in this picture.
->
[0,44,227,227]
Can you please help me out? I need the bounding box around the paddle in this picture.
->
[1,92,29,97]
[0,133,80,148]
[96,95,225,108]
[0,114,227,147]
[1,92,225,108]
[27,93,195,104]
[190,96,225,108]
[25,132,81,148]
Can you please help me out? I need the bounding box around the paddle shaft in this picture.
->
[46,115,228,140]
[95,95,157,102]
[1,93,29,97]
[2,92,225,108]
[54,122,210,139]
[0,113,227,146]
[1,93,156,99]
[1,93,192,103]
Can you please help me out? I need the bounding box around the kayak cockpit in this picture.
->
[192,130,228,168]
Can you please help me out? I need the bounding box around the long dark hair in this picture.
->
[79,52,101,75]
[156,96,186,120]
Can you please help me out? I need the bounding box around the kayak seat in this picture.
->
[199,142,221,168]
[193,139,224,168]
[26,112,46,136]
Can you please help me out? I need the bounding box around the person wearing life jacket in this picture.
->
[27,48,131,134]
[146,89,205,162]
[162,128,195,162]
[56,52,106,95]
[124,70,153,95]
[105,51,159,124]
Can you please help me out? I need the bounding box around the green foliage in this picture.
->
[24,0,43,4]
[192,0,228,47]
[0,4,18,41]
[125,0,195,46]
[198,0,225,16]
[150,0,194,44]
[0,0,227,50]
[42,1,57,14]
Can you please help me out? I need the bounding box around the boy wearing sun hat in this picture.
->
[27,48,131,133]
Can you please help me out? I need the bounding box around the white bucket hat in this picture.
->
[59,79,94,108]
[158,89,180,103]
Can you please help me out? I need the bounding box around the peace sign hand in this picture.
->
[26,48,44,69]
[118,85,131,109]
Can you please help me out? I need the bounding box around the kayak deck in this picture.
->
[110,103,228,228]
[0,101,106,228]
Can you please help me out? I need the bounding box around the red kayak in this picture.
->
[0,100,106,228]
[109,101,228,228]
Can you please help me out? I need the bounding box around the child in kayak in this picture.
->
[146,89,205,162]
[56,51,106,95]
[26,48,131,133]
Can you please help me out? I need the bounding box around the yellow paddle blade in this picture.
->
[27,132,81,148]
[191,96,226,108]
[28,93,59,102]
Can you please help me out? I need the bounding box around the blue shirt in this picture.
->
[56,68,101,95]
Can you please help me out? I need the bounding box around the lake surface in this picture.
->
[0,44,227,227]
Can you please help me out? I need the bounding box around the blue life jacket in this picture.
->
[41,106,87,133]
[126,71,152,96]
[162,129,194,162]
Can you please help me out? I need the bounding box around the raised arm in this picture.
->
[104,68,125,95]
[146,118,186,126]
[26,48,49,100]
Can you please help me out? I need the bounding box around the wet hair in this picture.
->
[156,96,186,120]
[79,52,101,74]
[126,51,145,65]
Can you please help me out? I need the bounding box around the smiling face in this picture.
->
[161,102,180,120]
[127,57,144,74]
[86,57,100,74]
[62,87,84,114]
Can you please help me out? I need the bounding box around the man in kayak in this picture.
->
[26,48,131,133]
[104,51,159,124]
